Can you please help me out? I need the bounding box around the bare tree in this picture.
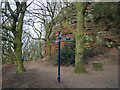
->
[26,0,61,59]
[2,0,33,73]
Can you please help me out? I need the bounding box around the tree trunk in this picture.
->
[39,41,43,59]
[74,2,87,73]
[33,48,36,61]
[46,38,51,59]
[14,38,25,73]
[74,35,87,73]
[15,2,26,72]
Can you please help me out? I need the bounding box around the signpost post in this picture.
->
[54,30,70,83]
[58,31,61,83]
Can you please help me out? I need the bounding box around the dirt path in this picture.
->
[2,61,118,88]
[2,48,118,88]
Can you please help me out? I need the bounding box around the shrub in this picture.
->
[54,43,75,66]
[60,48,75,66]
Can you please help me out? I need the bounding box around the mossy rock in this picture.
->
[92,62,103,71]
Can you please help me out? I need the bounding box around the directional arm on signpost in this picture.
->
[53,37,70,42]
[53,30,70,83]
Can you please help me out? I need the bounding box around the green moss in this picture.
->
[17,65,26,73]
[74,66,87,74]
[92,62,103,70]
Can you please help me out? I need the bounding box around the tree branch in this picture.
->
[2,25,13,31]
[2,11,12,19]
[23,31,40,40]
[65,20,76,35]
[6,2,15,18]
[1,36,14,44]
[26,0,34,8]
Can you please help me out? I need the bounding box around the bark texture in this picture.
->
[74,2,87,73]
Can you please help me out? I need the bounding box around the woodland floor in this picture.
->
[2,47,119,88]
